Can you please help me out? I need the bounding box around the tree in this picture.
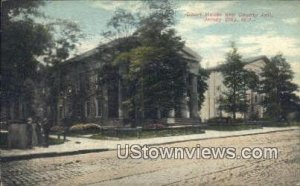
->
[98,0,208,125]
[241,70,259,120]
[100,8,140,124]
[220,43,259,120]
[1,1,82,120]
[111,1,191,125]
[42,19,82,125]
[43,19,82,66]
[260,54,299,120]
[1,1,53,120]
[1,1,82,147]
[197,68,209,111]
[102,8,137,41]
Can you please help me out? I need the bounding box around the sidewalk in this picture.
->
[1,126,299,162]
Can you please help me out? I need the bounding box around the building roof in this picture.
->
[65,38,129,64]
[63,37,202,66]
[180,46,202,62]
[206,55,270,72]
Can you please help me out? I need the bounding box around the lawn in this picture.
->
[205,122,300,131]
[74,122,300,140]
[90,127,205,140]
[205,124,262,131]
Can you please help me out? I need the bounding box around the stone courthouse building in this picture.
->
[201,56,270,121]
[1,38,203,126]
[1,36,270,126]
[50,39,203,126]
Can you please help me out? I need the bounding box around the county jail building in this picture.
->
[201,55,270,121]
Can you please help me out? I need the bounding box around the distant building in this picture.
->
[200,56,270,121]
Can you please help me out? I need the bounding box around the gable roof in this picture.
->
[60,37,202,70]
[206,55,270,72]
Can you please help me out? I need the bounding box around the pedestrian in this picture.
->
[42,118,50,147]
[36,118,43,146]
[26,117,33,148]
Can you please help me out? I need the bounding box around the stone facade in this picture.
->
[51,40,203,126]
[1,42,271,126]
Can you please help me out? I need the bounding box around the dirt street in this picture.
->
[1,129,300,186]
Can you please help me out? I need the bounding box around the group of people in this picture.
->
[27,117,51,147]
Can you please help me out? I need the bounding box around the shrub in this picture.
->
[287,111,300,122]
[207,117,231,124]
[232,118,244,123]
[50,125,65,132]
[0,131,8,148]
[69,123,101,134]
[144,123,166,129]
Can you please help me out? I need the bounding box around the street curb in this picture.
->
[1,127,299,162]
[145,128,300,146]
[1,148,110,162]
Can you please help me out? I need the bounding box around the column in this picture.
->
[167,108,175,124]
[10,100,15,120]
[19,97,24,120]
[102,84,109,121]
[180,72,189,118]
[180,93,190,118]
[157,107,161,119]
[118,64,128,121]
[118,77,123,119]
[95,98,99,117]
[168,109,175,117]
[190,74,199,118]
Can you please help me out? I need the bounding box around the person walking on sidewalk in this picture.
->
[42,118,51,147]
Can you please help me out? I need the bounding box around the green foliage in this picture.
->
[206,124,262,131]
[100,0,208,124]
[221,44,246,119]
[2,12,53,92]
[69,123,101,134]
[220,43,259,119]
[1,1,53,116]
[137,1,176,34]
[44,19,82,66]
[113,43,189,120]
[260,54,299,120]
[0,131,8,148]
[100,1,197,124]
[102,8,137,40]
[90,127,204,139]
[1,1,82,124]
[198,68,209,110]
[48,137,66,145]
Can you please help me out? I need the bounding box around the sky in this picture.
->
[39,1,300,90]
